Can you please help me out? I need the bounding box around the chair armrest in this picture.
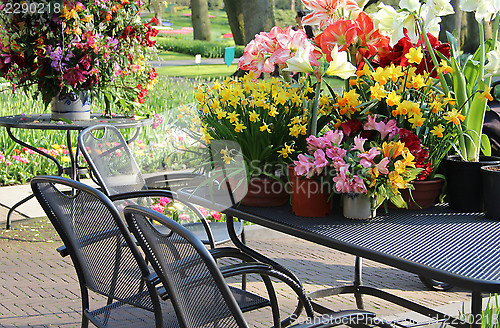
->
[209,247,255,262]
[289,311,378,328]
[108,189,176,202]
[56,227,122,257]
[144,172,207,190]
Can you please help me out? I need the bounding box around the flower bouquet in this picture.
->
[294,115,423,216]
[0,0,159,118]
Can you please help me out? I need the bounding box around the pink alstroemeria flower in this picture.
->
[364,115,399,140]
[323,129,344,146]
[313,149,329,174]
[351,136,367,152]
[351,175,368,194]
[294,153,315,176]
[375,157,390,175]
[358,147,380,168]
[306,135,327,151]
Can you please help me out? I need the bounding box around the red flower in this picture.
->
[415,33,451,77]
[378,32,413,68]
[355,12,391,59]
[315,19,357,59]
[341,119,362,137]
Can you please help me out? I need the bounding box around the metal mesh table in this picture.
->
[0,114,152,229]
[178,188,500,328]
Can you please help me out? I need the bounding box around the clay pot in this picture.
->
[398,179,444,210]
[288,166,332,217]
[239,177,289,207]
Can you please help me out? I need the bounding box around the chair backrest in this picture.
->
[31,176,156,313]
[78,124,147,196]
[124,205,249,328]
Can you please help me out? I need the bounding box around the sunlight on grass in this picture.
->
[157,52,197,61]
[156,64,237,79]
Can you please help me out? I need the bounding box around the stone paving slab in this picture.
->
[0,209,479,328]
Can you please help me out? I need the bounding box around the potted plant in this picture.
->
[294,116,423,219]
[0,0,159,120]
[196,74,335,207]
[481,164,500,218]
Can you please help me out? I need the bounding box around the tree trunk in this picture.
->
[242,0,275,43]
[463,12,480,54]
[191,0,212,41]
[223,0,245,45]
[290,0,295,12]
[438,0,462,44]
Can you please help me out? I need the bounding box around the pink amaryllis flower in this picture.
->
[237,39,275,77]
[159,197,172,206]
[302,0,362,27]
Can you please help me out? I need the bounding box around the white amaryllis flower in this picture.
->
[426,0,455,16]
[325,45,356,79]
[284,47,314,73]
[460,0,500,22]
[399,0,420,12]
[485,41,500,77]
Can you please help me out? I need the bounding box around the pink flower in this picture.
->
[159,197,172,206]
[358,147,380,168]
[5,161,12,166]
[313,149,329,174]
[351,175,368,194]
[375,157,390,175]
[210,211,222,221]
[152,204,164,214]
[302,0,362,28]
[351,136,367,152]
[179,214,191,221]
[323,130,343,145]
[364,115,399,140]
[325,146,346,161]
[152,113,164,129]
[12,155,28,163]
[197,207,209,217]
[332,167,351,193]
[306,135,326,151]
[63,65,87,87]
[294,153,315,176]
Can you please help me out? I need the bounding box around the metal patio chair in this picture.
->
[124,205,379,328]
[31,175,173,328]
[78,124,244,249]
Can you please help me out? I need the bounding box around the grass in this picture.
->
[156,64,238,79]
[157,52,197,61]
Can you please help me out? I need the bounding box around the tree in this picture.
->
[223,0,245,45]
[191,0,212,41]
[150,0,166,25]
[242,0,275,43]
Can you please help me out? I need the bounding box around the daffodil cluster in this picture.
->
[197,73,335,176]
[332,45,464,180]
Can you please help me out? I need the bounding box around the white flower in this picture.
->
[325,45,357,79]
[485,41,500,77]
[426,0,455,16]
[284,47,314,73]
[460,0,500,21]
[399,0,420,12]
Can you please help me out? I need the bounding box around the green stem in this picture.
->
[310,79,322,136]
[417,18,450,95]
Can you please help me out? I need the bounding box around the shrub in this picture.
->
[155,38,245,58]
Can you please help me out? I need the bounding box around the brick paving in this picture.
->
[0,206,474,328]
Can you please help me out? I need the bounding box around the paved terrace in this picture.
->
[0,183,486,328]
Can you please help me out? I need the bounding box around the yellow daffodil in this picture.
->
[408,113,425,128]
[405,47,423,65]
[227,112,239,123]
[386,91,401,107]
[430,124,445,137]
[437,60,453,75]
[409,74,426,89]
[479,87,494,101]
[268,107,279,117]
[444,109,466,125]
[372,67,388,86]
[260,122,271,133]
[370,83,386,100]
[249,110,260,122]
[234,122,247,133]
[278,144,294,158]
[386,63,404,82]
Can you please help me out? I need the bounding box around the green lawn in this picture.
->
[157,52,196,61]
[156,64,237,79]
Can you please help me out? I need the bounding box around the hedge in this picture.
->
[155,38,245,59]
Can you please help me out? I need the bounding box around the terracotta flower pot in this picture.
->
[239,177,289,207]
[397,179,444,210]
[288,166,332,217]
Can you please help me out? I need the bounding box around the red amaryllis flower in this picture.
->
[378,32,413,68]
[315,18,357,58]
[341,119,362,137]
[355,12,391,59]
[415,33,451,77]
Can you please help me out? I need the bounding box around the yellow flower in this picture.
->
[278,144,294,158]
[268,107,279,117]
[356,63,372,78]
[388,171,407,192]
[442,93,456,106]
[222,153,234,164]
[407,101,421,116]
[370,83,386,100]
[405,47,423,64]
[437,59,453,75]
[401,150,416,168]
[234,122,247,133]
[260,122,271,133]
[408,113,425,128]
[249,110,260,122]
[409,74,426,89]
[479,87,494,101]
[386,64,404,82]
[430,124,445,137]
[382,141,405,159]
[372,67,389,86]
[444,109,466,125]
[227,112,239,123]
[289,125,301,137]
[299,124,308,135]
[386,91,401,107]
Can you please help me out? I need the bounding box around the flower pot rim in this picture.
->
[446,154,500,163]
[412,178,444,184]
[481,165,500,172]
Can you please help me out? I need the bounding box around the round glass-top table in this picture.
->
[0,113,153,229]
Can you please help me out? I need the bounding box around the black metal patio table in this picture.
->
[177,187,500,328]
[0,113,152,229]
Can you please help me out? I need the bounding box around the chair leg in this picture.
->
[241,226,247,291]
